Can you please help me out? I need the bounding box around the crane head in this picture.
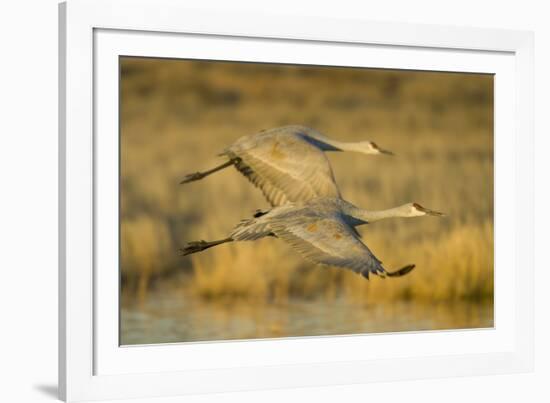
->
[411,202,445,217]
[366,141,394,155]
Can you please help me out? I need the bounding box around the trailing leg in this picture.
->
[178,237,234,256]
[179,158,238,184]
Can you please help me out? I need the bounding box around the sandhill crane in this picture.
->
[179,197,444,280]
[180,125,392,206]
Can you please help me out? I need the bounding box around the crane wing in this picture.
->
[268,210,396,279]
[225,131,341,207]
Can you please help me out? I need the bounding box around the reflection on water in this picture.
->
[120,288,493,345]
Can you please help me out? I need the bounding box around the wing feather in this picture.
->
[267,209,387,278]
[225,130,340,206]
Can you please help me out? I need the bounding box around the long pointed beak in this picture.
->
[413,203,445,217]
[423,207,445,217]
[370,142,394,156]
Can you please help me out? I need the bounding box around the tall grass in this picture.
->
[121,214,172,299]
[119,57,494,306]
[186,219,493,304]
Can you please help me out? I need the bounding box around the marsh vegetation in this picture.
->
[119,58,493,344]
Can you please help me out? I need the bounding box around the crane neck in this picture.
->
[313,137,364,152]
[301,130,362,152]
[327,140,365,152]
[348,204,412,224]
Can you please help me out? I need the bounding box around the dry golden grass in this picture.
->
[119,57,493,306]
[186,218,493,304]
[121,215,172,299]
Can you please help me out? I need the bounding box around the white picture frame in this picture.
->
[59,0,534,401]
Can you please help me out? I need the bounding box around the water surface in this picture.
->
[121,288,493,345]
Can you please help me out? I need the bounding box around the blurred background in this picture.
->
[119,57,493,345]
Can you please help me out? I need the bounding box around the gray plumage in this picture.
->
[180,125,392,206]
[180,197,444,279]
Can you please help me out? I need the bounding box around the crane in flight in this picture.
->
[179,197,444,280]
[179,125,393,206]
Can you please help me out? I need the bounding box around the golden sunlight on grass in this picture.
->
[119,57,494,343]
[184,219,493,304]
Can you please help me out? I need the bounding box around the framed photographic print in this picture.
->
[59,0,534,401]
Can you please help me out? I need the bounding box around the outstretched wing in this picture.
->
[267,209,398,279]
[224,128,341,206]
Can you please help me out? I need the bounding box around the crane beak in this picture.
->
[422,207,445,216]
[369,142,394,156]
[413,203,445,216]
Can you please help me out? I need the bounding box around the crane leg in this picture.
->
[178,237,234,256]
[180,158,237,184]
